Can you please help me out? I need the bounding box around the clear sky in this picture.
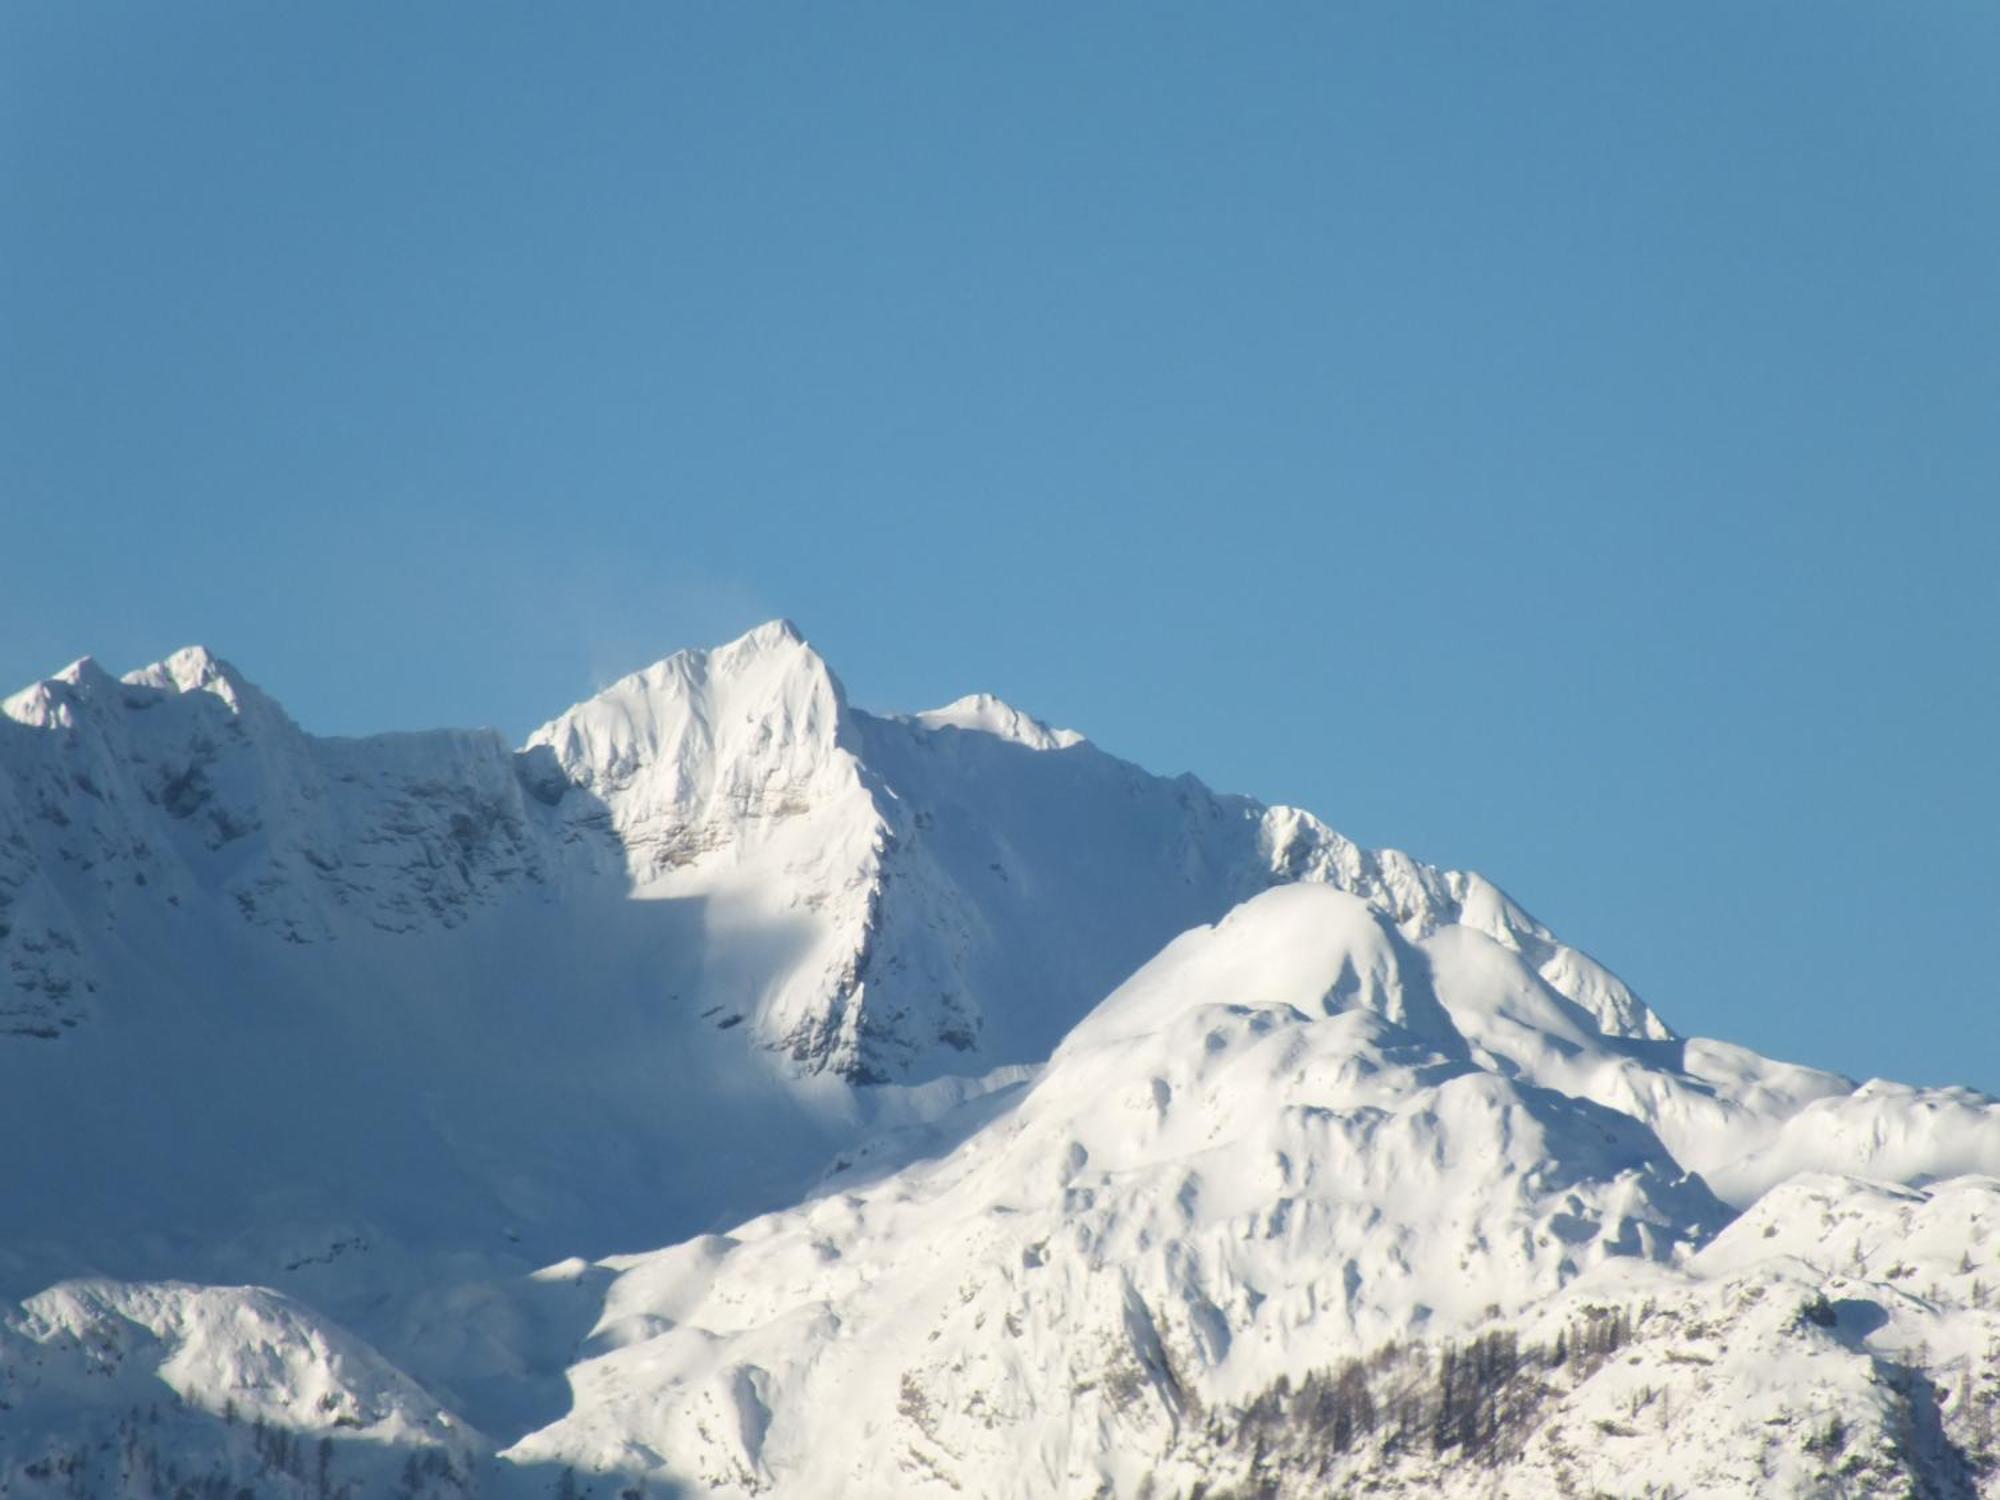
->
[4,4,1996,1091]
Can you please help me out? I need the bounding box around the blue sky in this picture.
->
[4,4,1996,1090]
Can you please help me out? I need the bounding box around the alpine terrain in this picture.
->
[2,620,1997,1499]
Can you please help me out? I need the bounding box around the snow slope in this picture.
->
[499,886,2000,1497]
[1,1279,479,1498]
[509,885,1729,1497]
[1,622,1996,1498]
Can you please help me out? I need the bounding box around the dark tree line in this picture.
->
[3,1401,467,1500]
[1212,1302,1639,1493]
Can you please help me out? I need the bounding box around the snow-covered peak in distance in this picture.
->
[120,643,256,704]
[526,617,842,797]
[4,644,271,729]
[915,691,1085,751]
[524,620,852,836]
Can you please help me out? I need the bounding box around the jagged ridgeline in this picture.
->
[2,623,1999,1499]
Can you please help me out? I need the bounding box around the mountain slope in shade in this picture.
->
[0,622,1996,1498]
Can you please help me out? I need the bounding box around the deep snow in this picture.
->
[3,621,1997,1499]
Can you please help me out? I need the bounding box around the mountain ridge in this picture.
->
[2,621,1997,1498]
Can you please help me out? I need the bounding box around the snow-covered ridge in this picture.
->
[1,1279,480,1500]
[525,618,842,813]
[3,621,1998,1498]
[507,885,2000,1498]
[0,642,553,1039]
[0,621,1673,1078]
[914,692,1085,751]
[508,886,1729,1496]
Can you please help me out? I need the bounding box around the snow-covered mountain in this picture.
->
[2,622,1996,1498]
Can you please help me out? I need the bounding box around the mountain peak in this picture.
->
[5,647,267,729]
[526,620,854,820]
[119,645,279,724]
[697,617,834,685]
[915,692,1084,751]
[1,656,112,728]
[54,655,112,687]
[123,644,242,696]
[739,617,805,649]
[1063,883,1461,1059]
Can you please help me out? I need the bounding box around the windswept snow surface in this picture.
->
[1,621,1996,1498]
